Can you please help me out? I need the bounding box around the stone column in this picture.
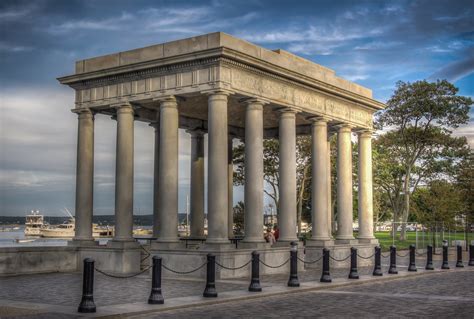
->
[228,136,234,238]
[358,130,375,241]
[72,108,94,242]
[156,96,179,243]
[278,109,298,242]
[327,134,333,237]
[309,117,331,243]
[206,91,230,244]
[190,131,205,238]
[243,99,265,243]
[113,103,134,242]
[150,121,160,238]
[336,125,354,241]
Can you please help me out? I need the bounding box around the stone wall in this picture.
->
[0,246,77,276]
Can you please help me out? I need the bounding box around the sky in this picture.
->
[0,0,473,216]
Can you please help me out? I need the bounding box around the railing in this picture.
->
[77,243,474,313]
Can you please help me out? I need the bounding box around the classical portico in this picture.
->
[59,32,384,275]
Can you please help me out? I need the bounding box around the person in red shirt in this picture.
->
[273,225,279,241]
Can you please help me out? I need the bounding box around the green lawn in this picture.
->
[373,231,469,251]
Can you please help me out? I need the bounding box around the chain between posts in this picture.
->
[215,260,252,270]
[381,252,391,258]
[94,265,152,279]
[415,249,426,256]
[357,252,376,260]
[396,251,410,258]
[297,255,323,264]
[329,254,351,262]
[161,261,208,275]
[259,258,290,269]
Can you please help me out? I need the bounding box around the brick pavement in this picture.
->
[128,270,474,319]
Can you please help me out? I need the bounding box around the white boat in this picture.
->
[24,210,44,236]
[41,218,75,238]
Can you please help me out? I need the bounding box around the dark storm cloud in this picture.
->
[0,0,472,215]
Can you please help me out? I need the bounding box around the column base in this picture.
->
[306,239,335,247]
[201,242,235,251]
[107,240,140,249]
[68,239,98,247]
[151,241,184,250]
[238,241,271,250]
[335,238,359,245]
[358,238,379,244]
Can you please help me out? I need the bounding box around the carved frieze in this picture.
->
[230,67,373,128]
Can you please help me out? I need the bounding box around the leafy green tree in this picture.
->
[376,80,471,240]
[412,180,463,247]
[233,201,245,235]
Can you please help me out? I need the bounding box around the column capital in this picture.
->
[336,123,354,133]
[356,129,374,138]
[307,115,330,125]
[240,97,269,107]
[153,95,178,108]
[186,129,206,137]
[111,102,134,114]
[276,106,301,115]
[71,107,94,120]
[201,88,234,97]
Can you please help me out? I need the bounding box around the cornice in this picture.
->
[58,47,385,112]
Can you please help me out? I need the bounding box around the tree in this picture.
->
[376,79,471,240]
[233,201,245,235]
[233,136,313,236]
[233,139,280,211]
[412,180,463,247]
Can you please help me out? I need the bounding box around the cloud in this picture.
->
[0,41,33,52]
[428,51,474,82]
[46,12,134,34]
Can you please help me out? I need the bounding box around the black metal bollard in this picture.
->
[456,245,464,268]
[287,241,300,287]
[469,245,474,266]
[372,246,383,276]
[203,254,217,297]
[78,258,96,313]
[249,251,262,292]
[388,246,398,274]
[441,245,450,269]
[348,247,359,279]
[408,244,417,272]
[425,245,434,270]
[148,256,164,304]
[320,248,332,283]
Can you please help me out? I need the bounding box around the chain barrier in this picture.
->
[297,255,323,264]
[259,258,290,269]
[329,254,351,262]
[161,261,208,275]
[381,252,391,258]
[215,259,252,271]
[94,265,152,279]
[357,253,375,260]
[396,252,410,258]
[415,250,426,257]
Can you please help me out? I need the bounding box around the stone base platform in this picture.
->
[152,243,304,279]
[304,241,379,269]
